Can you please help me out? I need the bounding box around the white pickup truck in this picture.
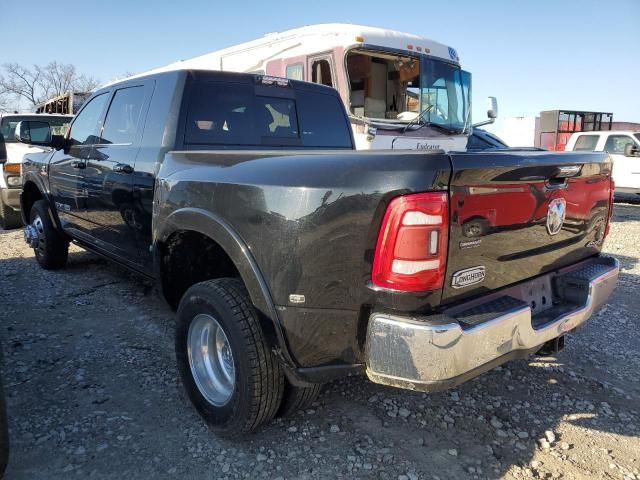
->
[0,114,73,229]
[565,130,640,196]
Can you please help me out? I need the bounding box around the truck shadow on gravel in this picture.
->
[0,245,638,478]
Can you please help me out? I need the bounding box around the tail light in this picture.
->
[604,178,614,238]
[372,192,449,292]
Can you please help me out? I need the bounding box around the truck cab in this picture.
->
[565,130,640,195]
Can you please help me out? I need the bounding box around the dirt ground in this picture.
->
[1,202,639,480]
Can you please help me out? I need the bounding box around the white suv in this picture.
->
[565,131,640,195]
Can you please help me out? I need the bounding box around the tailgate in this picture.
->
[442,150,612,304]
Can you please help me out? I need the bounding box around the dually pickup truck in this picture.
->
[17,70,619,436]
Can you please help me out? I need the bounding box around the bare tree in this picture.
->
[0,93,11,113]
[0,62,100,110]
[0,63,41,106]
[38,61,100,99]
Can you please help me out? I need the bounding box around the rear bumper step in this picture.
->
[365,255,619,392]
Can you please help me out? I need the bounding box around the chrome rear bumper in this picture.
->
[365,255,619,392]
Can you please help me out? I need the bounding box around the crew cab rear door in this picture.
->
[83,81,153,264]
[442,150,613,306]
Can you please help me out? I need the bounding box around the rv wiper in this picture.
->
[420,122,458,135]
[402,105,435,134]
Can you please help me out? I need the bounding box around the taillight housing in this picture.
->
[372,192,449,292]
[605,178,614,238]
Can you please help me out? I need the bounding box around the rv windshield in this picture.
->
[418,59,470,134]
[345,50,470,134]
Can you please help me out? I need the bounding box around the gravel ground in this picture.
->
[1,202,639,480]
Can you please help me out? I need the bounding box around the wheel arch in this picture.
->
[20,180,45,225]
[154,207,298,372]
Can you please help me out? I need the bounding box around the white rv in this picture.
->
[141,24,497,151]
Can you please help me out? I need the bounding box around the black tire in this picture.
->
[175,278,284,436]
[0,193,21,230]
[29,200,69,270]
[277,381,322,418]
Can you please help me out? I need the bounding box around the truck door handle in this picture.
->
[113,163,134,174]
[71,160,85,169]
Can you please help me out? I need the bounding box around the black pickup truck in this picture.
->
[18,70,619,436]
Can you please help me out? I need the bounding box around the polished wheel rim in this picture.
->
[33,215,46,257]
[187,314,235,406]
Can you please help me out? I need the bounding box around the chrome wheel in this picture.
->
[187,314,236,406]
[31,215,46,256]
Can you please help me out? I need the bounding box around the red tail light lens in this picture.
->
[372,192,449,292]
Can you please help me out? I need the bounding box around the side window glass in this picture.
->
[69,93,109,146]
[285,63,303,81]
[0,120,18,142]
[604,135,635,154]
[573,135,598,151]
[311,59,334,87]
[297,91,352,148]
[100,86,146,145]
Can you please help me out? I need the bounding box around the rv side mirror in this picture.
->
[487,97,498,119]
[14,120,53,147]
[624,143,639,157]
[472,97,499,128]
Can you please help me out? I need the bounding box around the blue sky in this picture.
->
[2,0,639,125]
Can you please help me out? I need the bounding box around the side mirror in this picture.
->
[14,121,53,147]
[624,143,639,157]
[472,97,499,128]
[487,96,498,119]
[51,135,67,150]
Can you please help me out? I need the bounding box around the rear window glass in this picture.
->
[573,135,598,151]
[256,97,299,139]
[184,81,351,148]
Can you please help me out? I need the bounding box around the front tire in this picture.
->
[29,200,69,270]
[0,193,21,230]
[175,278,284,436]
